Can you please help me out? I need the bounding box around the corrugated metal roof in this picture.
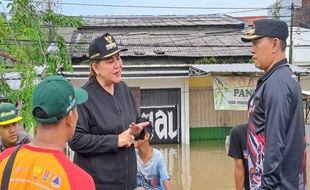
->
[191,63,310,75]
[70,31,251,58]
[62,63,309,79]
[82,15,244,27]
[68,15,251,59]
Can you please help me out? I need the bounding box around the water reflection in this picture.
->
[154,141,310,190]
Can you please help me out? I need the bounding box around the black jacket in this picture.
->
[247,59,307,190]
[69,78,139,190]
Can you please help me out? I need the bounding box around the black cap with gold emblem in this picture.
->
[241,19,288,42]
[89,33,128,61]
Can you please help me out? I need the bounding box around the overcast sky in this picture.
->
[0,0,276,17]
[56,0,276,16]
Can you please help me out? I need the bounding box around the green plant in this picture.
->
[0,0,83,132]
[195,57,217,64]
[195,57,248,64]
[248,57,254,63]
[272,0,281,19]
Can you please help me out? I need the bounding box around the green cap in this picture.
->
[32,75,88,124]
[0,103,22,126]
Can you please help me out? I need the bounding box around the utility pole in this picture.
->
[289,3,294,64]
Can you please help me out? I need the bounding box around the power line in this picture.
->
[1,1,278,10]
[0,0,291,16]
[33,2,286,16]
[26,12,279,21]
[2,2,310,59]
[78,15,293,20]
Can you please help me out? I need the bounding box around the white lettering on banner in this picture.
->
[141,108,178,141]
[155,110,167,139]
[168,111,177,139]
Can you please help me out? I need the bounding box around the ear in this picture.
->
[144,133,150,140]
[91,62,100,75]
[65,111,74,128]
[272,38,280,53]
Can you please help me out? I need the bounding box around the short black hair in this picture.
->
[280,40,287,51]
[144,124,153,137]
[33,107,49,119]
[134,117,153,140]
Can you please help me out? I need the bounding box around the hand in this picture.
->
[118,128,135,148]
[129,121,150,136]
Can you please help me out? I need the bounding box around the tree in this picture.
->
[272,0,282,19]
[0,0,83,133]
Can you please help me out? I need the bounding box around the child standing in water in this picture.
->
[134,124,173,190]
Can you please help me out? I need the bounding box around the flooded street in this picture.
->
[154,141,310,190]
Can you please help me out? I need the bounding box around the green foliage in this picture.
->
[272,0,281,19]
[0,0,83,131]
[195,57,245,64]
[43,11,84,27]
[195,57,217,64]
[248,58,254,63]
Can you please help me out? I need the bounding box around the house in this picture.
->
[63,14,308,144]
[63,15,252,144]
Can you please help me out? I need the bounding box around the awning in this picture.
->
[190,63,310,76]
[61,64,190,79]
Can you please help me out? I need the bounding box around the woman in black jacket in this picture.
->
[69,33,149,190]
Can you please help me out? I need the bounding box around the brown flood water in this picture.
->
[154,141,310,190]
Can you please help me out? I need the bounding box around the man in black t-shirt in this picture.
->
[228,124,249,190]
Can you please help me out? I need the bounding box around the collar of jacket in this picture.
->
[257,58,289,86]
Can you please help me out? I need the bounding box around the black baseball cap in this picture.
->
[89,33,127,61]
[241,19,288,42]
